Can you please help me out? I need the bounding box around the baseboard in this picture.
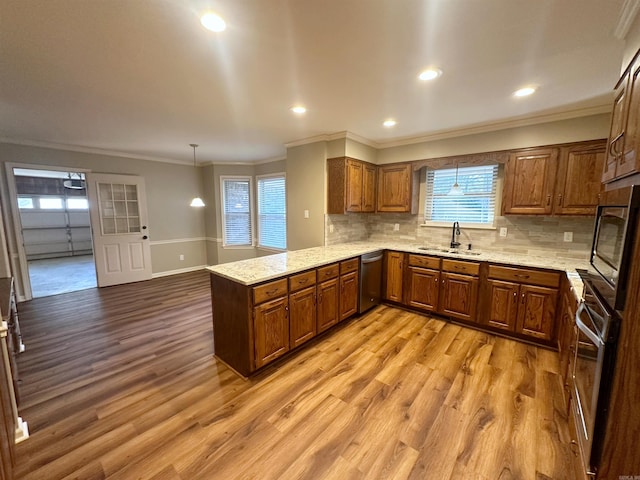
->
[151,265,208,278]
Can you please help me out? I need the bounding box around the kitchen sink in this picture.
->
[417,247,481,256]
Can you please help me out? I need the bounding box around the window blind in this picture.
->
[425,165,499,224]
[222,178,252,246]
[257,175,286,250]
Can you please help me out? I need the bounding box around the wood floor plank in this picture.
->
[13,270,574,480]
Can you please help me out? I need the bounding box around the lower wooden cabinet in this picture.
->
[558,283,578,409]
[517,284,558,341]
[486,279,520,331]
[253,296,289,369]
[317,277,339,333]
[289,286,317,349]
[439,272,479,322]
[339,258,359,321]
[384,251,405,302]
[407,266,440,312]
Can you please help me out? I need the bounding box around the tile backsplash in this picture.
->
[325,213,594,262]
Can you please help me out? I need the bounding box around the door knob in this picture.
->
[143,235,148,240]
[142,225,147,230]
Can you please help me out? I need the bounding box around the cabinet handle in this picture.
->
[318,293,323,304]
[546,194,551,206]
[557,194,562,206]
[513,291,517,297]
[514,274,530,279]
[434,277,438,283]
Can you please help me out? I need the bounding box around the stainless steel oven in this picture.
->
[572,275,619,478]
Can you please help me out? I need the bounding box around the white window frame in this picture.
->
[423,164,499,229]
[256,173,287,252]
[220,176,255,248]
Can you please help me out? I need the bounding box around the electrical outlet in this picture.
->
[393,223,400,231]
[564,231,573,242]
[329,224,334,233]
[304,209,309,218]
[179,254,184,261]
[499,227,508,237]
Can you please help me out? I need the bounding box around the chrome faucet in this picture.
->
[450,221,461,249]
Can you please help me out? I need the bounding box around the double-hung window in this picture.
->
[221,176,253,247]
[424,164,499,226]
[256,174,286,250]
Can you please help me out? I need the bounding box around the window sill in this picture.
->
[421,222,496,230]
[257,246,287,253]
[221,245,255,250]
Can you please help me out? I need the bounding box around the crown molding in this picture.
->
[614,0,640,40]
[375,103,612,149]
[284,130,379,149]
[207,156,286,167]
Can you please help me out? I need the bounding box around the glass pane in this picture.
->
[127,201,140,218]
[116,218,128,233]
[39,197,63,209]
[114,201,127,217]
[67,198,88,209]
[112,184,126,201]
[125,185,138,200]
[99,183,113,201]
[128,217,140,233]
[18,198,34,209]
[102,217,116,235]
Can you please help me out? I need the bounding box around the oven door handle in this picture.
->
[575,301,604,346]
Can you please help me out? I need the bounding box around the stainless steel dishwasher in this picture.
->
[359,251,383,313]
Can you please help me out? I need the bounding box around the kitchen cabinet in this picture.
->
[288,271,317,349]
[327,157,376,213]
[503,141,605,215]
[376,163,418,213]
[483,265,559,342]
[603,51,640,183]
[339,258,359,321]
[554,141,606,215]
[253,279,290,369]
[317,263,340,333]
[558,278,578,410]
[406,254,441,312]
[503,148,559,215]
[383,251,405,302]
[438,259,479,322]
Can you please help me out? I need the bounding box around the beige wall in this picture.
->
[345,138,378,163]
[376,113,610,164]
[623,12,640,71]
[286,142,326,251]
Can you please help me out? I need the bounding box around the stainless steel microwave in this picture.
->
[590,185,640,310]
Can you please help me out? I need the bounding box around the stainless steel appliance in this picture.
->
[572,272,620,479]
[590,185,640,310]
[359,251,383,313]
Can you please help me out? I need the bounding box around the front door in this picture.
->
[87,173,152,287]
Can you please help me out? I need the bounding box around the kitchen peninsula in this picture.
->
[207,242,585,377]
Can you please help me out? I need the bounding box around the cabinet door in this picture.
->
[362,163,377,212]
[603,77,628,183]
[516,285,558,341]
[346,159,364,212]
[558,292,577,409]
[317,278,339,333]
[340,271,359,321]
[485,279,519,332]
[555,142,605,215]
[407,266,440,312]
[618,62,640,179]
[254,296,289,369]
[376,164,412,212]
[503,148,558,214]
[289,286,317,349]
[384,251,404,302]
[439,272,479,322]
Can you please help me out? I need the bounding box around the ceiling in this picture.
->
[0,0,630,165]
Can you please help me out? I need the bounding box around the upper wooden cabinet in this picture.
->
[503,148,558,215]
[327,157,376,214]
[603,51,640,184]
[376,163,418,213]
[503,140,606,216]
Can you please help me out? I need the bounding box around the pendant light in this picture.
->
[448,161,464,196]
[189,144,205,207]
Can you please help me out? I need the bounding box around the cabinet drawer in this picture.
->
[441,259,479,276]
[488,265,560,288]
[253,278,288,305]
[289,270,316,292]
[340,258,359,274]
[408,254,440,269]
[317,263,339,281]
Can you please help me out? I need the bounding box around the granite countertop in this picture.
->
[206,242,588,298]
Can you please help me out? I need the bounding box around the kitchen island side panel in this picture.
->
[210,273,253,377]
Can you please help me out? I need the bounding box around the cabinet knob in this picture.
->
[546,194,551,206]
[557,194,563,206]
[434,278,438,283]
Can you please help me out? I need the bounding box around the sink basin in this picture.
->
[417,247,481,256]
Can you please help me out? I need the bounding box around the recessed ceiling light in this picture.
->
[200,12,226,32]
[418,68,442,81]
[513,86,536,97]
[383,119,397,127]
[290,106,307,114]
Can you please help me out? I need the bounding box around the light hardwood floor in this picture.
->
[14,270,574,480]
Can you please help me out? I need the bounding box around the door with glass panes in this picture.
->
[87,173,152,287]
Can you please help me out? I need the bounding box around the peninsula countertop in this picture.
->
[206,242,588,297]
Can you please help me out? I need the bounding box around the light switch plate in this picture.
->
[329,224,334,233]
[564,231,573,242]
[499,227,508,237]
[304,209,309,218]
